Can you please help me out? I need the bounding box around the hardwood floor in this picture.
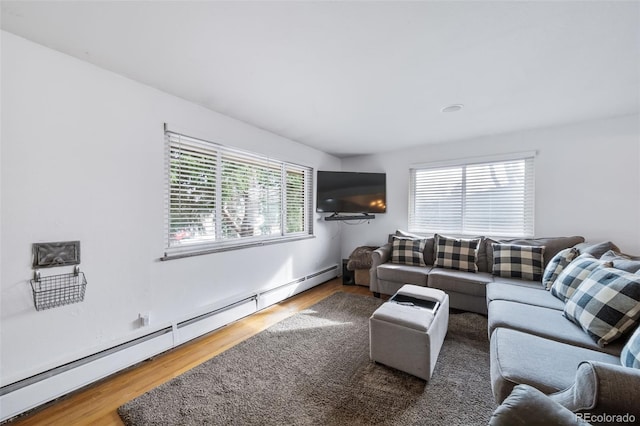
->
[8,278,377,426]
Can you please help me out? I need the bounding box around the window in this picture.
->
[165,131,313,258]
[409,154,535,237]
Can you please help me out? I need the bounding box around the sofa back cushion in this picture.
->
[491,244,545,281]
[600,250,640,273]
[564,267,640,347]
[574,241,621,259]
[434,234,481,273]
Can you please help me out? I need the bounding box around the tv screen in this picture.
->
[316,171,386,213]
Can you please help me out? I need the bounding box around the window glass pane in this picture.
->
[169,143,217,247]
[286,168,305,233]
[220,154,282,239]
[410,167,463,233]
[166,131,312,254]
[409,156,534,237]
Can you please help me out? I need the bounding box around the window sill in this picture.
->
[160,235,316,261]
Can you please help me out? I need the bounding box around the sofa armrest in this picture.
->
[369,243,392,293]
[550,361,640,419]
[489,384,589,426]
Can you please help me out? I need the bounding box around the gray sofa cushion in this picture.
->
[487,236,585,269]
[486,282,565,310]
[491,276,541,289]
[488,300,625,355]
[376,263,431,286]
[477,237,498,273]
[427,269,493,297]
[574,241,620,258]
[490,327,620,403]
[600,250,640,273]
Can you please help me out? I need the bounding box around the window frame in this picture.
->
[163,130,314,260]
[408,152,536,238]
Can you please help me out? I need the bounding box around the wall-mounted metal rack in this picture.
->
[30,241,87,311]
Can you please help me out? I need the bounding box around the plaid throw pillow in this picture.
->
[492,244,545,281]
[391,237,426,266]
[621,325,640,369]
[550,254,612,302]
[542,247,579,290]
[434,234,480,272]
[564,267,640,347]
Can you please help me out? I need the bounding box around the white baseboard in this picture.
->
[0,265,338,422]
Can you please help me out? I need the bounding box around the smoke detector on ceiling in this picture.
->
[441,104,464,113]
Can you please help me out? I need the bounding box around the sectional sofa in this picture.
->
[369,231,640,421]
[369,231,585,314]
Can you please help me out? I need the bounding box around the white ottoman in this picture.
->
[369,285,449,381]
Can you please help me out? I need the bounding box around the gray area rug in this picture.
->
[119,292,495,425]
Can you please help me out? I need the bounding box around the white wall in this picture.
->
[340,115,640,258]
[0,32,342,385]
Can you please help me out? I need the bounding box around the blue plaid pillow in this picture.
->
[434,234,480,272]
[550,254,612,302]
[391,237,426,266]
[492,244,545,282]
[542,247,578,290]
[621,325,640,369]
[564,267,640,347]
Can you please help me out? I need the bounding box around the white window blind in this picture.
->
[165,131,313,257]
[409,155,535,237]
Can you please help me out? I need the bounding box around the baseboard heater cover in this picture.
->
[175,297,258,345]
[257,264,338,310]
[0,264,338,422]
[0,328,174,422]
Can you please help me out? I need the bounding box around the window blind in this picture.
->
[165,131,313,256]
[409,155,534,237]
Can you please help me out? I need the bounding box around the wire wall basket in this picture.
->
[30,269,87,311]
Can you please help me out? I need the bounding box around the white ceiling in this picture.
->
[2,1,639,157]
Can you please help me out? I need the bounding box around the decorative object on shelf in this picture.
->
[30,241,87,311]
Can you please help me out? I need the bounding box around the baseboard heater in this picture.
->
[0,264,338,422]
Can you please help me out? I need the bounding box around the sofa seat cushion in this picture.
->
[491,276,543,289]
[488,300,625,355]
[493,276,542,290]
[486,282,565,311]
[490,327,619,403]
[427,269,493,297]
[376,263,432,286]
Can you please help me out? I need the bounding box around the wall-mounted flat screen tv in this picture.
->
[316,171,386,214]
